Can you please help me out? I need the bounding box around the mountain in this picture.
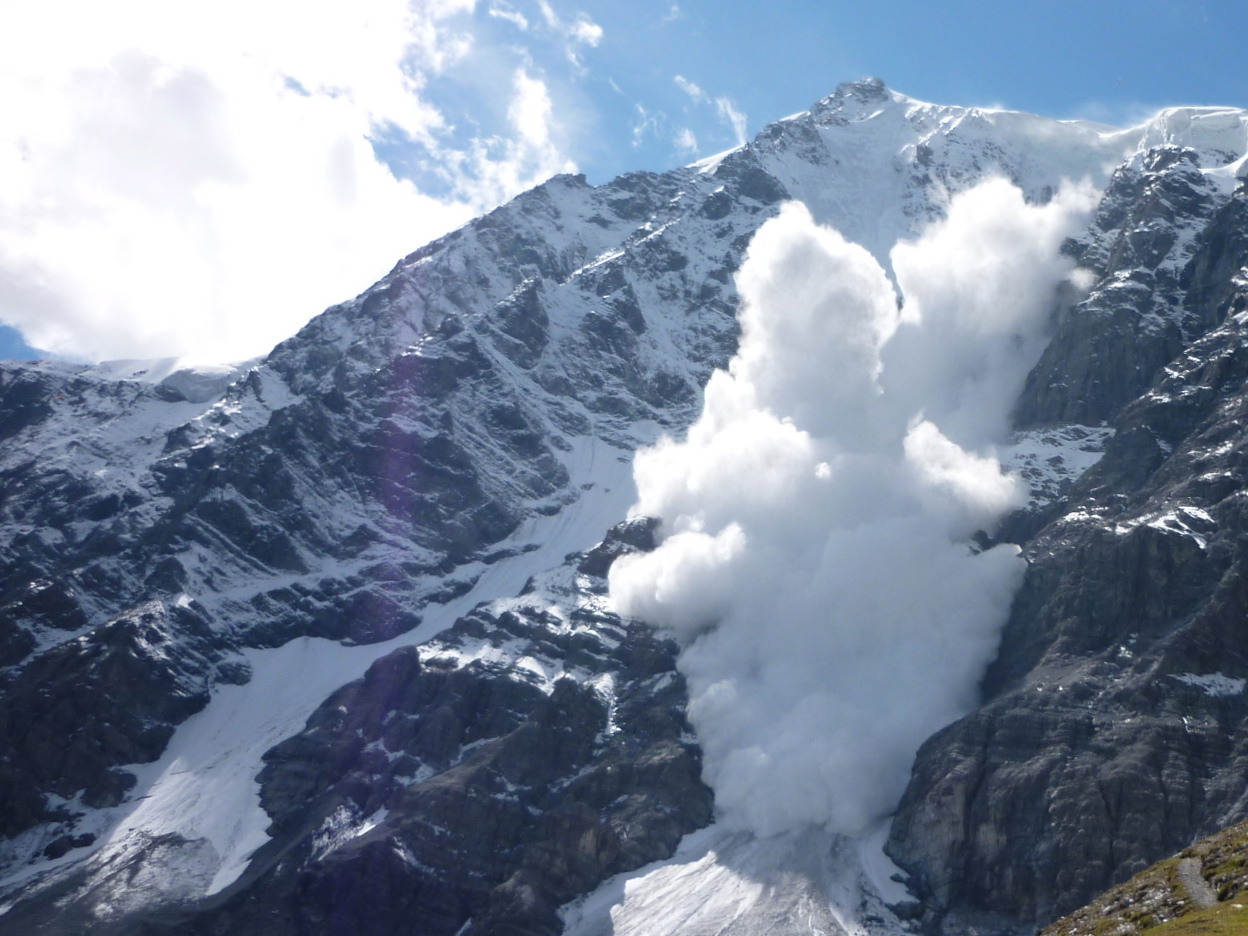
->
[0,77,1246,934]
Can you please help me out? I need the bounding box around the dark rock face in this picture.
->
[0,530,712,936]
[0,367,54,443]
[888,185,1248,934]
[230,619,705,936]
[0,601,225,838]
[1016,147,1227,429]
[576,516,661,578]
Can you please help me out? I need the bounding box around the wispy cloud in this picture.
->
[1068,97,1163,130]
[674,127,698,155]
[717,96,748,145]
[631,103,663,148]
[536,0,603,69]
[427,64,576,207]
[674,74,706,103]
[488,2,529,31]
[674,74,749,147]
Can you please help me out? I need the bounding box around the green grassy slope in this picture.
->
[1041,819,1248,936]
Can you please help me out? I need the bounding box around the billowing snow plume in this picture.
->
[609,179,1098,838]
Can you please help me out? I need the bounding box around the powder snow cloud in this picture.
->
[610,179,1098,838]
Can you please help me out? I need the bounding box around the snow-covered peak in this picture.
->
[808,75,896,122]
[746,81,1136,268]
[1135,105,1248,165]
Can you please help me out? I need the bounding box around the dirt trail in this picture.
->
[1178,858,1219,909]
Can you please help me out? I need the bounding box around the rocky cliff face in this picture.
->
[0,520,713,935]
[0,80,1247,935]
[888,149,1248,935]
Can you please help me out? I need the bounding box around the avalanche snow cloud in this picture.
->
[609,178,1100,838]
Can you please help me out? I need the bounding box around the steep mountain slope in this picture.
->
[0,78,1246,934]
[887,124,1248,936]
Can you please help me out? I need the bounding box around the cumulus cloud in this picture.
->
[0,0,576,363]
[610,181,1097,838]
[882,177,1102,445]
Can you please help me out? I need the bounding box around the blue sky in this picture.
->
[399,0,1248,186]
[2,0,1246,363]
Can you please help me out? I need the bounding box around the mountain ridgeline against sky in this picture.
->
[0,78,1247,935]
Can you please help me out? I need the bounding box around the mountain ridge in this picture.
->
[0,78,1246,934]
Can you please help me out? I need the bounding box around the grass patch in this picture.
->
[1041,820,1248,936]
[1141,900,1248,936]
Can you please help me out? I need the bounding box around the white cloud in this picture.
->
[631,104,661,149]
[715,96,748,146]
[406,0,480,85]
[882,177,1101,445]
[570,16,604,47]
[610,181,1097,839]
[674,127,699,155]
[536,0,559,28]
[444,66,576,207]
[674,74,706,103]
[488,2,530,30]
[0,0,577,363]
[674,75,748,147]
[535,0,603,68]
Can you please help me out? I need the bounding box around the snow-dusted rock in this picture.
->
[2,78,1248,935]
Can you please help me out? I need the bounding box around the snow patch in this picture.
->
[1171,673,1246,697]
[999,425,1115,506]
[1114,505,1215,549]
[560,824,911,936]
[311,806,389,861]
